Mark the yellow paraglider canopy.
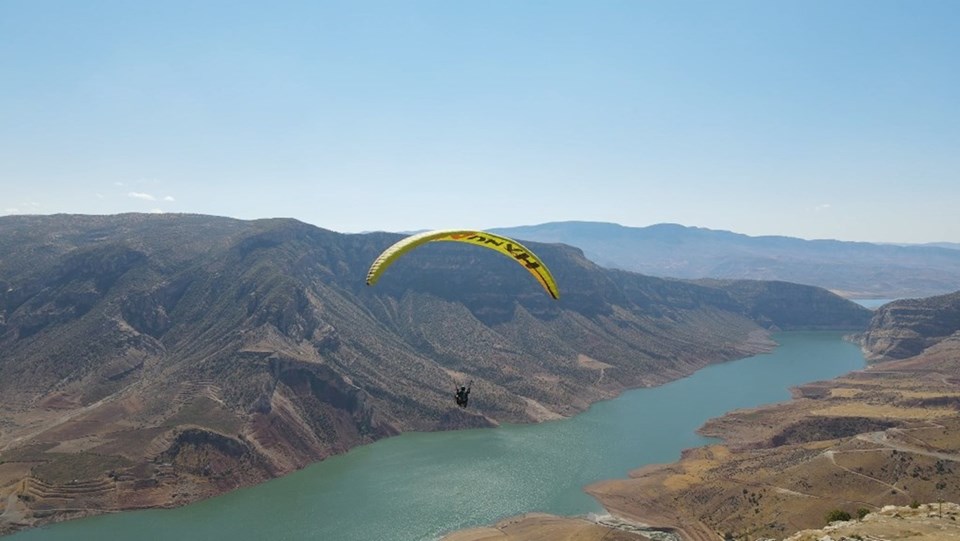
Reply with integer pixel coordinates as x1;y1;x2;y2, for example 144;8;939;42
365;230;560;299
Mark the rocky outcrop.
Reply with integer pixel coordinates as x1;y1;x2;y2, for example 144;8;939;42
784;502;960;541
858;291;960;360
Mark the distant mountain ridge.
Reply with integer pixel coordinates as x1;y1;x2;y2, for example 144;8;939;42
491;221;960;299
918;242;960;251
0;214;869;534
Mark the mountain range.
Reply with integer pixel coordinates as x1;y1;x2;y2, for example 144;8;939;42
0;213;870;534
492;221;960;299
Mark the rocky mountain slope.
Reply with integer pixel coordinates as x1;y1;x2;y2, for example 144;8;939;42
858;290;960;361
493;221;960;298
704;279;873;331
0;214;870;534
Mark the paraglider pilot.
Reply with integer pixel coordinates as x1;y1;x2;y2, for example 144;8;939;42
455;384;471;408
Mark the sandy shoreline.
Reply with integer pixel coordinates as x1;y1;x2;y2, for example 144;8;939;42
440;512;658;541
581;445;736;541
586;481;717;541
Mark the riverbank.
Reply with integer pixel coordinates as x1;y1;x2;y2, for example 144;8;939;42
440;513;653;541
586;448;734;541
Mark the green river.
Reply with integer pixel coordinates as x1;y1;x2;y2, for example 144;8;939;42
9;331;866;541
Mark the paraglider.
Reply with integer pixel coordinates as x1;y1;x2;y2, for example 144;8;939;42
365;229;560;299
366;230;559;409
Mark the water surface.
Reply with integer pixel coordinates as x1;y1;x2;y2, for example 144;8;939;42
851;298;898;310
10;332;865;541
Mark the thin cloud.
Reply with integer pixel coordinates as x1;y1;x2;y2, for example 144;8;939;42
814;203;832;212
149;208;165;214
6;202;40;214
127;192;175;203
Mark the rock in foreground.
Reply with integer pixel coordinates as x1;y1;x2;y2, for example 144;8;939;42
785;502;960;541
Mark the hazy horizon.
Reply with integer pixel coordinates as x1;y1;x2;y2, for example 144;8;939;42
3;1;958;243
6;212;960;247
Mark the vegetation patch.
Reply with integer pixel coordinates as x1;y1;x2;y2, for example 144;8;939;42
828;388;864;398
91;426;170;459
0;443;58;463
166;396;242;435
32;452;132;484
769;416;896;446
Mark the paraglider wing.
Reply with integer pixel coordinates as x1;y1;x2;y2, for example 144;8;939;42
365;230;560;299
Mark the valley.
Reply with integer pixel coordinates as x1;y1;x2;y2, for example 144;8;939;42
0;214;869;536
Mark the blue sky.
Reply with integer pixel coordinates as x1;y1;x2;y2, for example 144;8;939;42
2;1;958;242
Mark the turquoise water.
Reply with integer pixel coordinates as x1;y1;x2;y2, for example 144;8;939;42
852;298;898;310
9;332;866;541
